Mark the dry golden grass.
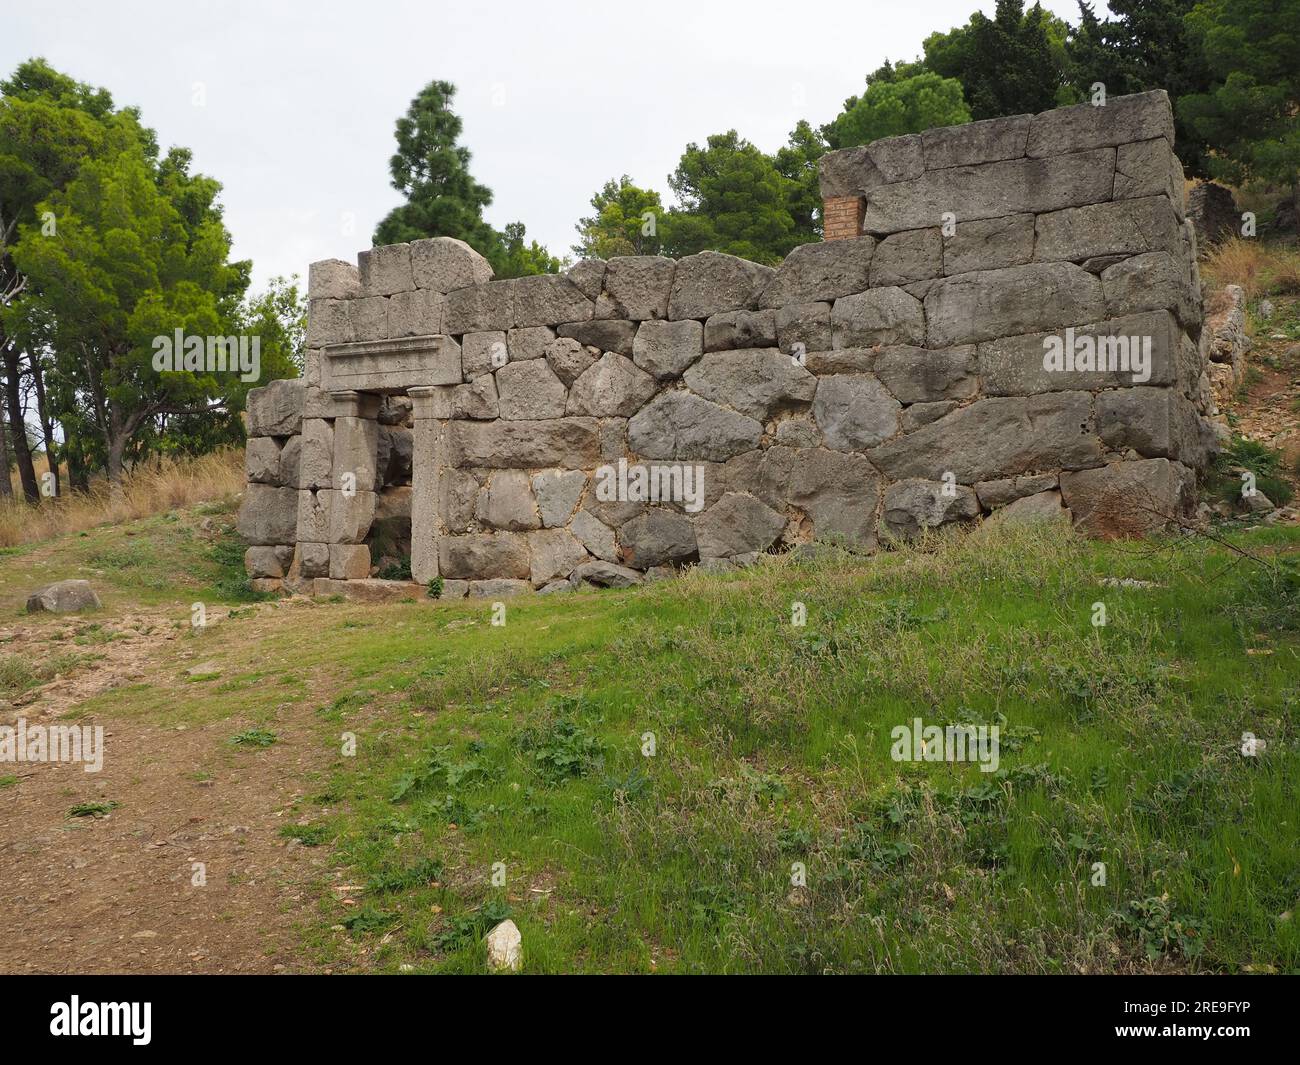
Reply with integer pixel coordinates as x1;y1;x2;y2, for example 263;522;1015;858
0;449;244;548
1202;237;1269;300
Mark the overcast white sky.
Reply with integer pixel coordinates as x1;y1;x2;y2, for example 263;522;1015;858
3;0;1100;291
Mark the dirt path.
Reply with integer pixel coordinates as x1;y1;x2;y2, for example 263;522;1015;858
0;605;333;974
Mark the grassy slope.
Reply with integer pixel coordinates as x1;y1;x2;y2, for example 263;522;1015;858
11;504;1296;975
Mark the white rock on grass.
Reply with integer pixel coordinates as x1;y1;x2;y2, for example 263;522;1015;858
486;919;523;972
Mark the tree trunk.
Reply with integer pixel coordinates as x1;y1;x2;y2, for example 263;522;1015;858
0;399;11;498
30;356;59;497
0;336;38;502
66;432;90;493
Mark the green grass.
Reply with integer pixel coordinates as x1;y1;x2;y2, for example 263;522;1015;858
273;523;1300;975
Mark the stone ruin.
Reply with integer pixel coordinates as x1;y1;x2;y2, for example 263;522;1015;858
239;90;1218;598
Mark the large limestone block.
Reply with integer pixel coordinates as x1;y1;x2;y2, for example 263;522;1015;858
510;274;594;327
977;310;1180;395
868;391;1103;484
873;345;977;404
475;469;541;531
387;288;445;337
349;296;389;343
830;287;926;348
565;259;606;300
632;319;703;381
531;469;587;527
978;489;1071;530
331;490;377;545
667;251;773;319
705;309;777;352
695;492;786;558
321;336;461;393
1113;138;1186;216
1060;457;1193;538
246;379;304;437
437;468;482;533
308;258;360;299
759;239;874;308
880;478;980;540
812;374;901;451
332;416;380;493
306;298;354;348
1100;252;1197;326
507;325;556;362
924;262;1104;347
1025;90;1174;159
862;147;1116;235
439;533;531;580
569;509;619;562
496;359;568;420
410;236;493;292
619;510;698;568
775;303;831;355
238;483;299;545
1034;196;1182;264
557;319;636;356
449;418;602;469
429;375;499;420
544;336;600;387
920;114;1030;169
684;348;816;420
627;392;762;462
527;528;589;585
244;546;289;579
298;418;334;489
870;228;943;287
1095;386;1206;465
594;256;675;320
444;281;514;334
975;473;1060;510
358;243;414;296
726;445;881;545
245;436;282;485
567;352;657;417
818;136;923;197
942;214;1035;276
462;331;508;379
26;579;101;614
329;544;371;580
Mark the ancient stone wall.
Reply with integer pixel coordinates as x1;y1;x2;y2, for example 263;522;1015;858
239;90;1217;596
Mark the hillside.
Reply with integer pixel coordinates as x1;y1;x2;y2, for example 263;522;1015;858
1;496;1297;974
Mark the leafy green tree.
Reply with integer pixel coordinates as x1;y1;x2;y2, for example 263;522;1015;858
1179;0;1300;207
493;221;563;277
572;176;665;258
774;121;827;243
662;132;798;265
823;71;971;150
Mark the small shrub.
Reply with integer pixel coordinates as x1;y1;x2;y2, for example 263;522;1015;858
231;728;277;748
427;576;444;599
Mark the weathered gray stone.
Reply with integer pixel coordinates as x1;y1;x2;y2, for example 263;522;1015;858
628;391;762;461
975;473;1060;510
1025;90;1174;158
296;542;330;579
245;436;282;485
1035;196;1182;263
684;348;817;420
438;469;481;533
330;543;371;580
696;492;786;557
1187;182;1239;247
868;391;1103;483
569;560;644;588
410;237;494;292
813;374;901;451
557;319;636;356
476;469;541;531
322;336;461;393
727;446;881;545
942;214;1035;276
439;533;531;579
444;281;514;334
349;296;389;343
570;509;620;562
870;228;943;286
979;489;1070;528
775;303;831;355
278;435;302;488
901;400;959;431
760;239;874;307
977;310;1180;395
527;527;589;585
333;416;380;492
531;469;587;527
921;114;1030;169
873;345;977;404
461;331;508;379
359;243;414;296
1096;386;1205;464
449;419;601;469
774;417;823;447
924;262;1104;347
538;579;575;595
244;546;287;579
26;579;101;613
631;319;703;381
306;298;354;348
510;274;594;327
667;250;773;319
388;288;445;337
1114;138;1185;216
705;309;778;352
309;258;361;299
1060;457;1193;537
246;379;304;437
544;336;600;386
496;359;568;420
881;479;980;540
433;375;499;420
818;136;924;197
1100;251;1196;325
565;259;606;300
863;148;1116;235
239;484;299;545
567;352;657;417
469;578;531;599
297;418;333;489
805;348;875;375
594;256;675;320
507;325;556;361
831;287;925;349
620;510;699;568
